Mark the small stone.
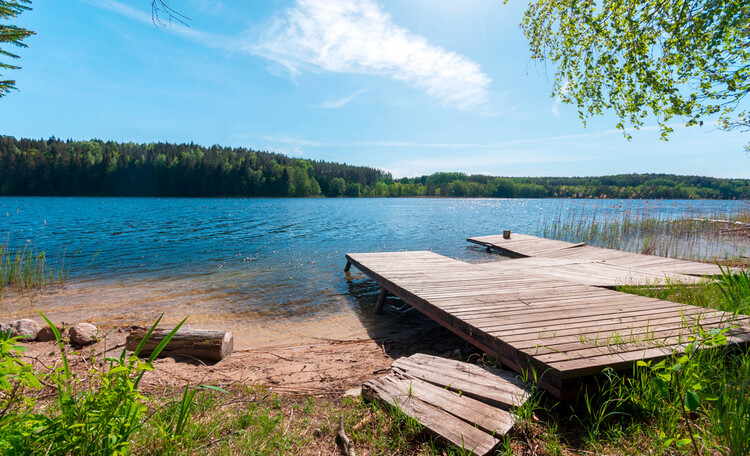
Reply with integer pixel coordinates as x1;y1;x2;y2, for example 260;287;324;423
344;387;362;398
36;326;62;342
69;323;99;346
5;319;42;341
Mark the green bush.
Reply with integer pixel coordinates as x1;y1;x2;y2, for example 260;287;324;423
0;313;197;455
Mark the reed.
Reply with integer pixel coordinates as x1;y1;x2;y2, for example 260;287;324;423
538;201;750;262
0;240;68;293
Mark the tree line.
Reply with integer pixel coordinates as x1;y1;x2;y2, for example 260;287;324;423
1;136;748;199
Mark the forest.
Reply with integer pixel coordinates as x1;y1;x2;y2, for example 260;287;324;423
1;136;748;199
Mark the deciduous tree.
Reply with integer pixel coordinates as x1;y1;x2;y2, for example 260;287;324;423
522;0;749;138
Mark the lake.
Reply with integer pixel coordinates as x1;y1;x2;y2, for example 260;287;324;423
1;197;746;347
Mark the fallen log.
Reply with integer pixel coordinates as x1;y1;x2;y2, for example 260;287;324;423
126;328;234;362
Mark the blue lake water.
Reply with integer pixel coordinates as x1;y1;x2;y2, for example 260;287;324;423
0;197;746;338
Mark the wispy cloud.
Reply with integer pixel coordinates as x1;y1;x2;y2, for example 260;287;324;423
85;0;491;111
83;0;234;49
254;0;491;110
551;80;570;117
321;88;368;109
260;126;651;150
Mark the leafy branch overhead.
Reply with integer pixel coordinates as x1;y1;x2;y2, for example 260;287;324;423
522;0;750;138
0;0;34;97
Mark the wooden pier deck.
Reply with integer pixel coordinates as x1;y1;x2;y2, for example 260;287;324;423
346;235;750;398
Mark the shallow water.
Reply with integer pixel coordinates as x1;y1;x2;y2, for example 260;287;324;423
1;197;745;347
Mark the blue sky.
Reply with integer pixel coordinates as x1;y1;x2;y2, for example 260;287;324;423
1;0;748;178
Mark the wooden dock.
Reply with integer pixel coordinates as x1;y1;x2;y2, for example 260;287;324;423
346;234;750;398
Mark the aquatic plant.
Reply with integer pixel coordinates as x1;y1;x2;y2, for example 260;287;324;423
538;201;750;262
0;239;68;293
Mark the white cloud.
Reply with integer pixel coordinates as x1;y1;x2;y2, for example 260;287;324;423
254;0;491;110
321;88;368;109
84;0;491;111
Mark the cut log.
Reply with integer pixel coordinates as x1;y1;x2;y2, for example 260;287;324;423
126;328;233;362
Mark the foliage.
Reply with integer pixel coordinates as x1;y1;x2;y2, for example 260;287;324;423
522;0;750;138
636;325;731;453
0;312;202;455
0;328;42;455
0;0;35;97
2;136;750;199
716;265;750;315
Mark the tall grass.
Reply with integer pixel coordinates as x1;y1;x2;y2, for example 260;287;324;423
0;240;68;293
538;201;750;261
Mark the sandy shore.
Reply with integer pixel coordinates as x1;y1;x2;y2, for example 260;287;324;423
4;279;473;395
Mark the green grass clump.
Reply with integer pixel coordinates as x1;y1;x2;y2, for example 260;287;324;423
0;313;191;455
0;241;68;293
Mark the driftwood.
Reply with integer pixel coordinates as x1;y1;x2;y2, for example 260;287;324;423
126;328;233;362
336;416;357;456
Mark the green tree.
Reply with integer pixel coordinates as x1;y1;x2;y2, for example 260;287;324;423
328;177;346;197
1;0;34;97
522;0;749;138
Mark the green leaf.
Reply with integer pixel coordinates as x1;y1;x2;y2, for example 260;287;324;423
676;438;692;448
657;372;672;382
685;390;700;411
198;384;228;393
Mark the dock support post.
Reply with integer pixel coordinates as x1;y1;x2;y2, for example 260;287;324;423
374;288;388;314
344;261;352;272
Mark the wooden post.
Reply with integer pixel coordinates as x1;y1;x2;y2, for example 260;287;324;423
345;261;352;272
502;230;511;239
374;288;389;314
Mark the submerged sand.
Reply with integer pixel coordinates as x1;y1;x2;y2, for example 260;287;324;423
0;277;417;350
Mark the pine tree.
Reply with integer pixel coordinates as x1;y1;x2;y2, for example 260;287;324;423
1;0;34;97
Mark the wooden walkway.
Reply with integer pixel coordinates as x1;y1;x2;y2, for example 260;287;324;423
346;235;750;398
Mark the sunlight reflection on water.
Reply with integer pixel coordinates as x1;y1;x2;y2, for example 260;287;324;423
1;197;746;335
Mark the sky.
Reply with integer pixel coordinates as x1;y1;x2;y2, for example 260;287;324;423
1;0;748;178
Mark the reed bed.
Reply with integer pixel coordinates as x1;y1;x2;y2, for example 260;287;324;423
538;201;750;262
0;240;67;293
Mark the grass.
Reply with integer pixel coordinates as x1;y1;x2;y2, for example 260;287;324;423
129;387;459;456
0;239;68;293
538;201;750;262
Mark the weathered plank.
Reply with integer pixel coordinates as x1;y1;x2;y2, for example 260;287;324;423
363;373;510;456
392;353;529;409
